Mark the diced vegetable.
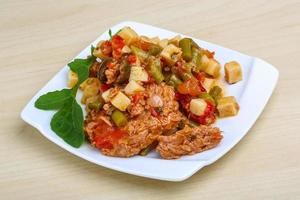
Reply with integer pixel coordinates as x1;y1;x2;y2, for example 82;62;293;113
181;72;194;81
111;110;127;127
121;45;131;54
168;74;182;88
200;49;215;58
88;102;103;111
68;71;78;88
140;36;162;56
85;95;104;112
139;141;158;156
188;120;199;128
191;47;202;72
111;91;131;111
117;27;138;45
178;78;203;96
200;54;210;70
129;66;149;82
179;38;192;62
168;35;181;46
160;44;182;65
224;61;243;84
209;86;222;101
213;81;226;97
140;36;155;44
131;46;149;60
199;92;215;105
217;96;239;117
124;80;145;95
158;39;168;48
202;77;215;92
80;77;101;91
101;88;112;102
147;58;164;83
148;45;162;56
190;98;207;116
93;41;112;59
150;36;160;44
148;95;163;108
81;85;99;104
204;59;221;77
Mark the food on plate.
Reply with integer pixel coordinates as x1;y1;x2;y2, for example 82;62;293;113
224;61;243;84
35;26;242;159
156;125;222;159
217;96;240;117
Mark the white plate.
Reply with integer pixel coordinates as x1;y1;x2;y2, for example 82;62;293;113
21;21;279;181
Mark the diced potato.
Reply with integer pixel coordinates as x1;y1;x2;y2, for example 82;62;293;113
83;85;99;98
117;27;138;45
217;96;239;117
129;66;149;82
93;41;106;59
160;44;182;64
102;88;112;102
190;98;207;116
121;45;131;54
150;36;160;45
158;39;169;49
140;36;156;45
213;80;226;97
168;35;181;46
225;61;243;84
204;59;221;77
68;71;78;88
79;78;100;90
202;78;215;92
111;91;131;111
200;54;210;69
124;80;145;95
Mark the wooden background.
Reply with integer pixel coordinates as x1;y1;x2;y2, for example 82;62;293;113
1;0;299;199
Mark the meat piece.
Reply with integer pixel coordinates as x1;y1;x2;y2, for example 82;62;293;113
102;112;162;157
145;83;182;130
127;101;145;117
156;125;222;159
85;83;183;157
105;63;119;84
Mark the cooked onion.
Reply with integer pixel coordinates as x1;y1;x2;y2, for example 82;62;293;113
147;95;163;107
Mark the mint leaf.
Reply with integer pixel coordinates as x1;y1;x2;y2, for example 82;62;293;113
35;46;96;148
50;99;84;148
34;89;72;110
68;47;96;88
68;57;94;84
108;29;122;40
109;29;112;40
72;99;84;132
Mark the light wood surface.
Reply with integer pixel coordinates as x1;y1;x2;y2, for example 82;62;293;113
1;0;299;199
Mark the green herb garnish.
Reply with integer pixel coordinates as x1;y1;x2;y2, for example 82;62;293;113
34;46;96;148
108;29;113;40
108;28;122;40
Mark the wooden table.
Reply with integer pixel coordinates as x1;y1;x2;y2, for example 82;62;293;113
1;0;299;199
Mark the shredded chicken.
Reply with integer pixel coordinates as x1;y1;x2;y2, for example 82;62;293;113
105;63;119;84
102;112;162;157
85;83;183;157
156;125;222;159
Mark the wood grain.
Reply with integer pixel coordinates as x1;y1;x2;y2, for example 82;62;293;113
0;0;299;199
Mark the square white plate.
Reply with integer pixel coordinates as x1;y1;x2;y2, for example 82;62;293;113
21;21;278;181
